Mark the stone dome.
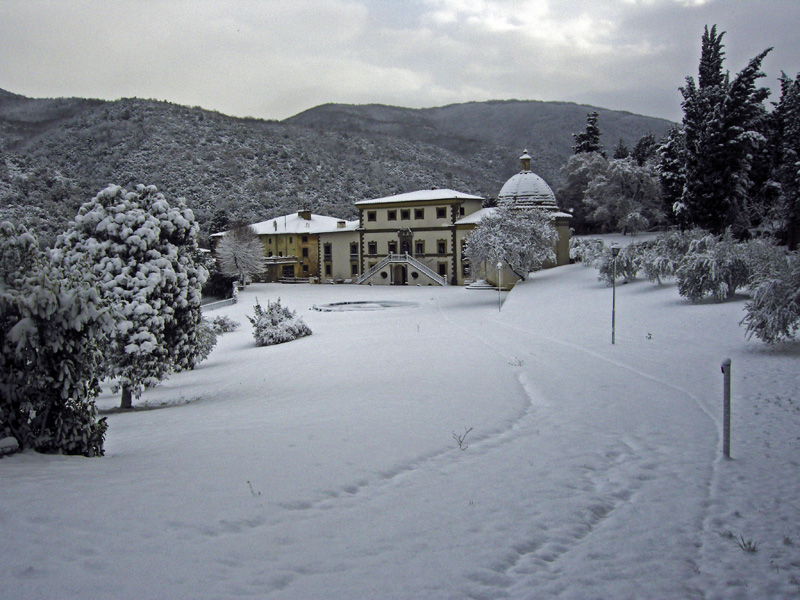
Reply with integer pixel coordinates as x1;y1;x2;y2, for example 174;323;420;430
498;150;558;209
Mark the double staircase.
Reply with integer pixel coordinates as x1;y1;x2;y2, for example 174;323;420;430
356;254;447;286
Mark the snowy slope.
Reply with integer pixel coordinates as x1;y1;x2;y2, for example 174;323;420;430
2;264;798;599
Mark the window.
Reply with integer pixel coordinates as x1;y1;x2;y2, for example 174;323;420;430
325;264;332;276
437;240;446;254
436;207;447;219
351;263;359;276
438;263;447;276
388;241;397;254
268;251;273;257
302;247;309;258
301;235;308;243
368;241;377;255
367;211;377;222
350;242;358;258
289;237;293;243
414;208;424;220
323;243;332;260
268;238;273;244
400;209;410;220
415;240;424;255
388;210;397;221
459;206;465;216
302;264;309;274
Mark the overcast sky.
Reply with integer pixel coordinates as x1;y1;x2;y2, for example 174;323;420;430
1;0;798;123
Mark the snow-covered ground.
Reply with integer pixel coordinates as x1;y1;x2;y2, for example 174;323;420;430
2;262;799;599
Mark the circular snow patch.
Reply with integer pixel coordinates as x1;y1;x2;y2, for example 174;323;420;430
312;300;418;312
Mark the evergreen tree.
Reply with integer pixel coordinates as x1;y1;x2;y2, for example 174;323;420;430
657;126;687;227
54;185;208;408
632;132;658;167
0;222;109;456
613;139;630;159
558;152;609;233
772;72;800;249
572;111;605;156
680;25;772;234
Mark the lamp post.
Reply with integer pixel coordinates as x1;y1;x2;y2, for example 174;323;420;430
611;245;620;344
497;261;503;311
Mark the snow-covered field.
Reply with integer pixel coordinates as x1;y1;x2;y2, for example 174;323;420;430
2;261;799;599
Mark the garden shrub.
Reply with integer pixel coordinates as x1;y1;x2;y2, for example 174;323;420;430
596;243;642;284
248;298;311;347
676;231;749;302
208;314;240;334
569;237;605;265
741;251;800;343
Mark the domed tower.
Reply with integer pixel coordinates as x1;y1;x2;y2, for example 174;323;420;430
498;150;558;209
498;149;571;266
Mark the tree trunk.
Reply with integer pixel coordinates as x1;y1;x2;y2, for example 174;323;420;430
120;385;133;409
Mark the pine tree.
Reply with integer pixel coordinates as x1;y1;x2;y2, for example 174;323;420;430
613;139;630;159
680;25;772;234
632;132;658;167
657;126;687;227
772;72;800;249
54;185;208;408
572;111;605;156
0;222;109;455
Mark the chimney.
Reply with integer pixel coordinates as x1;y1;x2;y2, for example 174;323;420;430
298;210;311;220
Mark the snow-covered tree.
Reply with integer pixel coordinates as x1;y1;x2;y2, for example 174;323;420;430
215;222;265;285
572;111;604;156
558;151;608;233
771;72;800;249
465;205;558;281
632;132;658;167
680;25;772;234
676;230;749;302
54;185;208;408
0;222;109;456
583;157;663;233
657;126;687;228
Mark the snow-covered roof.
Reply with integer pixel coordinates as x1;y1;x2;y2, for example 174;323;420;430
355;188;484;206
455;207;496;225
211;213;358;237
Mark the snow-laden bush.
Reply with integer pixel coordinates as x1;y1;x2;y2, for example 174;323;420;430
0;222;108;456
569;237;605;265
596;243;642;284
639;229;706;284
190;319;218;368
676;231;749;302
741;252;800;342
248;299;311;347
208;314;240;334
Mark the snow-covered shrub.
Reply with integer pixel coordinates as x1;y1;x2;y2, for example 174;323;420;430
639;229;706;284
248;298;311;347
569;237;605;265
741;252;800;342
676;231;749;302
208;314;240;334
53;185;208;408
188;319;218;368
596;244;642;284
0;222;109;456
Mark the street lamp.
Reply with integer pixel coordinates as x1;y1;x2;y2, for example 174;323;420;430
497;261;503;311
611;245;620;344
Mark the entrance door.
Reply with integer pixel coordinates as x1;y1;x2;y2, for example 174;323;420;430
393;265;407;285
400;240;411;255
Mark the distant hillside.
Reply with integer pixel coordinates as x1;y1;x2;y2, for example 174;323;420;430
286;100;675;185
0;90;674;244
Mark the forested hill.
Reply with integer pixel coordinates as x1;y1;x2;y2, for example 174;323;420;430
0;89;673;244
286;100;675;186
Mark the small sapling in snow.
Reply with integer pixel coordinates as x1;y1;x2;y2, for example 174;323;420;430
453;427;473;451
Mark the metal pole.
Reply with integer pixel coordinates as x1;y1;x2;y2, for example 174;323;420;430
497;262;502;311
611;246;619;345
722;358;731;458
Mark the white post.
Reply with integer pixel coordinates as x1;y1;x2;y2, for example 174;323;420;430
722;358;732;458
